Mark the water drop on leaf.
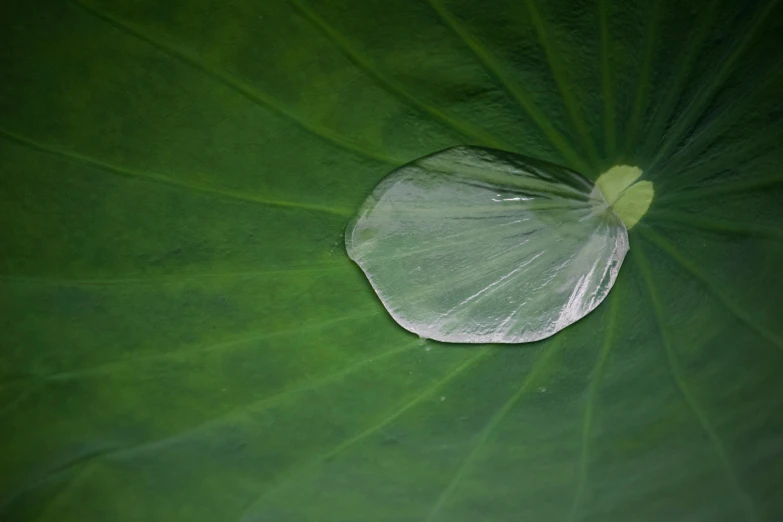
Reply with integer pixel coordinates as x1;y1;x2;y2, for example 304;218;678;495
346;146;632;344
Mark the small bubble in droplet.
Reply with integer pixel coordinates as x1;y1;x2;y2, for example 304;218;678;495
538;387;547;393
440;396;446;401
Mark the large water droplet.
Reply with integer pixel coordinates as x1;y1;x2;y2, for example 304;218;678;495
346;146;630;344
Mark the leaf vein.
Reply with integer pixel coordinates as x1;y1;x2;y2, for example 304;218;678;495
425;340;562;522
524;0;600;166
237;347;493;522
3;340;420;513
0;264;347;287
624;2;660;154
0;128;352;218
645;211;783;242
656;176;783;204
40;310;383;382
70;0;402;165
635;246;757;521
423;0;588;172
106;339;419;463
641;2;717;160
637;227;783;353
598;0;616;158
648;0;780;171
655;60;783;181
568;287;620;521
290;0;508;150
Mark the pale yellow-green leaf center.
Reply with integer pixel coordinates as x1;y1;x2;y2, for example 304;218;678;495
593;165;654;229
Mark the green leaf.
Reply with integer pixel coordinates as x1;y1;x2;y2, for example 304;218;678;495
2;0;782;521
346;146;629;343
